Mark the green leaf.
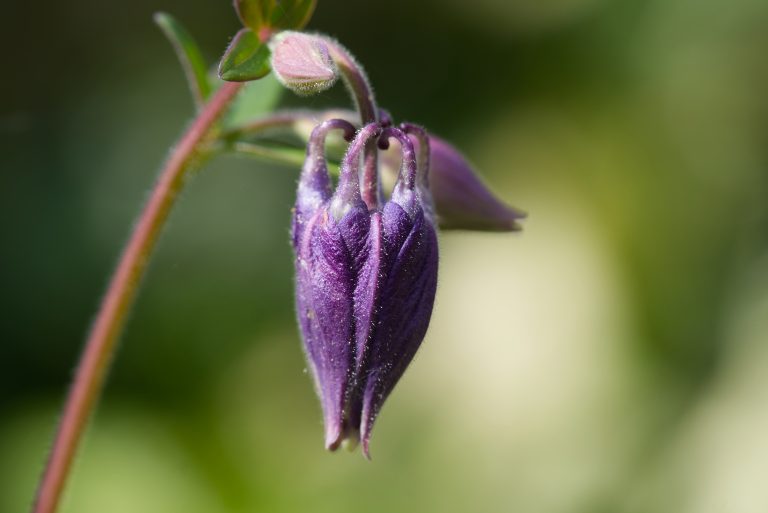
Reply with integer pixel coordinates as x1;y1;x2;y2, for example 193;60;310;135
232;0;316;34
224;73;284;127
270;0;316;31
218;28;272;82
154;12;212;108
233;0;272;32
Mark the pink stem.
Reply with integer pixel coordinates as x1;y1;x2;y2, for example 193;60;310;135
322;39;380;209
32;80;244;513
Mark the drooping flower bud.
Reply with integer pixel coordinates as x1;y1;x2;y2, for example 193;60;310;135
380;132;526;231
428;136;526;231
292;121;439;457
270;31;338;95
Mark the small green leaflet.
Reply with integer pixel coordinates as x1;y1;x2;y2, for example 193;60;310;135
233;0;316;33
154;12;212;109
218;28;272;82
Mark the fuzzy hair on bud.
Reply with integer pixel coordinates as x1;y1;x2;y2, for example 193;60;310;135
270;31;338;95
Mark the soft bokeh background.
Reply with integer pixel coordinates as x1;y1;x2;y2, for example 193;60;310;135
2;0;768;512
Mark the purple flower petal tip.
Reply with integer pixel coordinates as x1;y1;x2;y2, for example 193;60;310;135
429;136;526;232
324;421;343;451
361;438;373;461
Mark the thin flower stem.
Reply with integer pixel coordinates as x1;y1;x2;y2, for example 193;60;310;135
321;38;380;209
32;80;243;513
222;110;312;140
230;141;308;167
227;142;342;175
221;109;357;140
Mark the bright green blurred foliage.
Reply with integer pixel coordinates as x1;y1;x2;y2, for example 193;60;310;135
1;0;768;512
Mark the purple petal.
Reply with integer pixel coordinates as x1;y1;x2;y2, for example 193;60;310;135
359;203;439;457
429;136;526;231
294;207;357;449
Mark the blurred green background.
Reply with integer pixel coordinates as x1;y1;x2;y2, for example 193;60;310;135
2;0;768;512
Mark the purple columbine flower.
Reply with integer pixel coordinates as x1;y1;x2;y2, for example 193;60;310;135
292;119;439;457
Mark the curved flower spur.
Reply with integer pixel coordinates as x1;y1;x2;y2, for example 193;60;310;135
292;119;439;457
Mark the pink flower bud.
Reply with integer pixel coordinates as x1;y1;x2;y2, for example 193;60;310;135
270;31;338;95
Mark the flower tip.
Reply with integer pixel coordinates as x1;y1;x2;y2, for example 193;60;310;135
359;402;377;461
440;199;526;232
324;435;341;453
362;443;372;461
360;434;373;460
429;136;527;232
341;434;360;452
325;422;364;453
497;204;528;232
324;420;344;451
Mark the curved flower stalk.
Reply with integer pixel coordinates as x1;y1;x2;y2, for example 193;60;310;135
293;121;438;456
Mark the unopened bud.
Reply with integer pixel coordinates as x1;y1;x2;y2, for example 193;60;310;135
270;31;338;95
383;135;525;231
293;122;439;458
